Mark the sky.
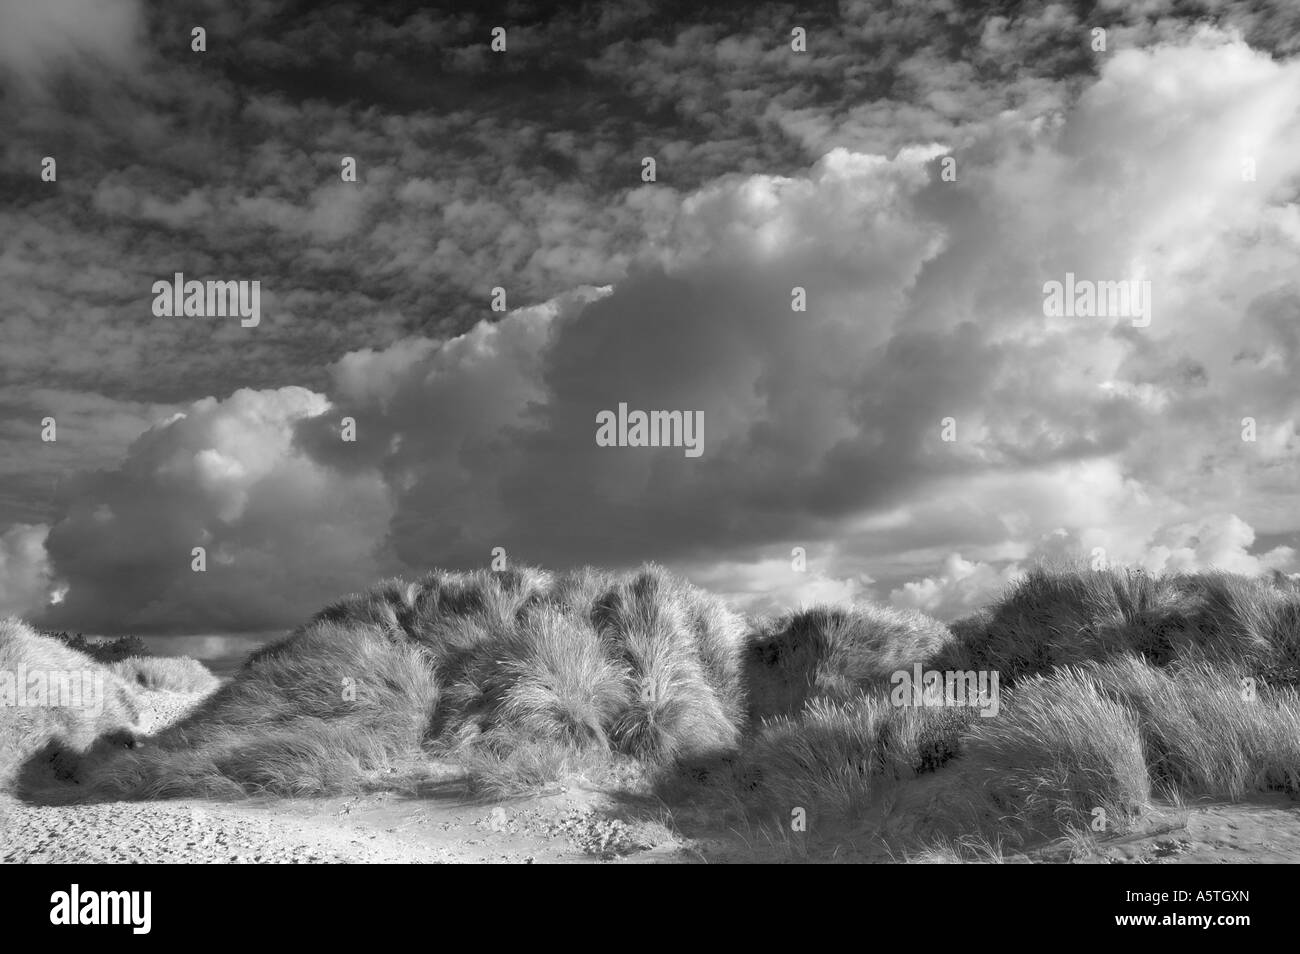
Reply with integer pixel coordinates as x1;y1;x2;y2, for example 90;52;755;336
2;0;1299;659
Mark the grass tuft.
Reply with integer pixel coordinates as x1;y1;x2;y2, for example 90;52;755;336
110;656;219;694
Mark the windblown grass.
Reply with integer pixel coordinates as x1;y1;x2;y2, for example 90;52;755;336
955;655;1300;846
706;568;1300;850
742;694;973;824
937;565;1300;686
80;619;440;798
76;564;748;798
430;567;748;791
963;665;1153;843
111;655;219;694
1093;655;1300;798
744;604;953;720
18;560;1300;863
0;618;142;790
592;568;743;760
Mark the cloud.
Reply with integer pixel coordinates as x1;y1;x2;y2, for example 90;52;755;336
0;0;145;92
684;555;873;618
302;33;1300;587
37;387;394;634
307;144;952;572
890;553;1024;621
1142;513;1296;576
888;512;1299;622
7;22;1300;636
0;523;54;617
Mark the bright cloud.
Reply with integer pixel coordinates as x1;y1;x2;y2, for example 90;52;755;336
0;523;54;617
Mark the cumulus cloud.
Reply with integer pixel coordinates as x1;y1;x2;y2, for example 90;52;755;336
686;555;873;617
36;388;394;634
292;33;1300;589
889;512;1300;622
0;523;54;617
890;554;1024;621
307;145;957;573
1142;513;1296;577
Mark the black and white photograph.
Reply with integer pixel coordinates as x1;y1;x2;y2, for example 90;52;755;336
0;0;1296;901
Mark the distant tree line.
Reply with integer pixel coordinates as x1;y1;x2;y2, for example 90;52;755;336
39;631;151;664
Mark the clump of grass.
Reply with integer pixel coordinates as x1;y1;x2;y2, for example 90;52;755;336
937;566;1180;684
452;734;643;798
741;693;976;825
437;605;627;749
593;567;744;762
937;564;1300;687
79;619;440;799
963;665;1153;844
76;565;748;799
951;654;1300;847
110;656;219;694
744;603;953;720
899;833;1008;864
495;608;628;746
0;618;143;791
1093;655;1300;798
427;566;746;790
744;695;895;823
